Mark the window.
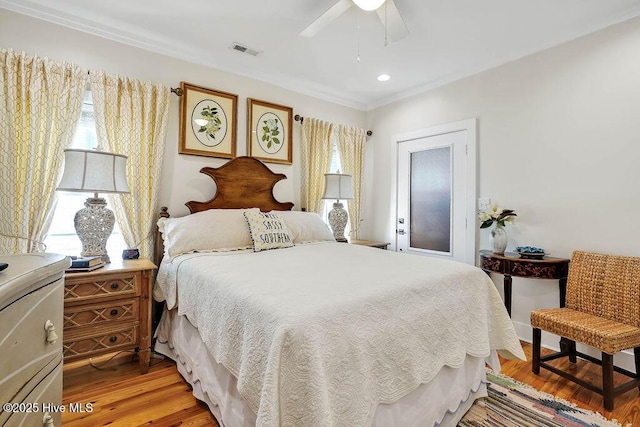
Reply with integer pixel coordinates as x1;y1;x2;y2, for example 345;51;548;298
44;89;126;256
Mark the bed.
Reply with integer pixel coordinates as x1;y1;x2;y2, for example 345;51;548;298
152;156;525;427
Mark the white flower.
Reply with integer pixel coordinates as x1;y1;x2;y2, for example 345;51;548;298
479;212;492;222
488;203;501;219
478;203;517;229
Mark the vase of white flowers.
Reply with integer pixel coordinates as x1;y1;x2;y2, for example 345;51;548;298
478;204;517;254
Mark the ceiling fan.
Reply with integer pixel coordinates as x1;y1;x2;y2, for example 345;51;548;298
301;0;409;43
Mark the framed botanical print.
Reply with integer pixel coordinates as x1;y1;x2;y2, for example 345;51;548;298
179;82;237;158
247;98;293;165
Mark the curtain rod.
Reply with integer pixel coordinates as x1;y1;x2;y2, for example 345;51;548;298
294;114;372;137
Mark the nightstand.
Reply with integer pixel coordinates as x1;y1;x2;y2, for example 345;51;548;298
349;239;390;249
62;258;156;374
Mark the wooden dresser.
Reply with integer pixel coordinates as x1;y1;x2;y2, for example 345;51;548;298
62;258;156;374
0;253;70;427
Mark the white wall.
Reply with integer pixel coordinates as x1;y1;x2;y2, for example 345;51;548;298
0;9;366;218
365;16;640;366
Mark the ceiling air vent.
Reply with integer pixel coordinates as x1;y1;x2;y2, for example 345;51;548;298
230;42;262;57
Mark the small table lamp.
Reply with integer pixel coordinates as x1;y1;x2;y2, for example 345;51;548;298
322;173;353;242
57;149;129;263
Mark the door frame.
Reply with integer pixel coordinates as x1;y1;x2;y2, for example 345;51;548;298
393;118;477;264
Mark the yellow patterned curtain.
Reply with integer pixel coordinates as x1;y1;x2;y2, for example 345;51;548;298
89;70;169;261
300;118;333;213
0;49;86;253
335;124;366;239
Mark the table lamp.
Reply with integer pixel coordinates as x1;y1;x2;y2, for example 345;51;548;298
57;148;129;263
322;173;353;242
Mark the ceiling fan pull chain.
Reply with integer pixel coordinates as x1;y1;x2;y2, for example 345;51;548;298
384;2;388;47
357;10;361;62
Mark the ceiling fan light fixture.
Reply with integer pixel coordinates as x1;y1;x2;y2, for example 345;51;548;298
353;0;386;12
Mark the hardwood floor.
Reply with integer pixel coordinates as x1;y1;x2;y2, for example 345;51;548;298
500;342;640;426
62;343;640;426
62;352;218;426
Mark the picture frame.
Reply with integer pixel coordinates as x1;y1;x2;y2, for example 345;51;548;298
179;82;237;159
247;98;293;165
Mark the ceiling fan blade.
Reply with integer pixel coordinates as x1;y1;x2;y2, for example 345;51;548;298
376;0;409;42
301;0;354;38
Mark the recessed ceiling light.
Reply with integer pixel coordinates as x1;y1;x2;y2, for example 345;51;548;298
377;74;391;82
353;0;386;11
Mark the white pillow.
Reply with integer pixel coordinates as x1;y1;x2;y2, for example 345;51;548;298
158;209;253;257
273;210;335;243
243;208;294;252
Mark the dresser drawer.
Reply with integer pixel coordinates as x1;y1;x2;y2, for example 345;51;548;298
64;298;139;329
63;323;139;361
1;357;62;427
0;279;63;403
509;260;568;279
480;255;504;273
64;272;139;303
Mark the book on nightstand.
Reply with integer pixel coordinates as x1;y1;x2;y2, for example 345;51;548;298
66;256;105;272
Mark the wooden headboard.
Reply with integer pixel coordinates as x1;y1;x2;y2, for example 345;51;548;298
185;156;294;213
154;156;294;264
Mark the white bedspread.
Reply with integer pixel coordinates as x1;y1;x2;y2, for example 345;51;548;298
154;242;525;427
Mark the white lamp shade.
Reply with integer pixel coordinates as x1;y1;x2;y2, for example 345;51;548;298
352;0;386;11
57;149;130;194
322;173;354;200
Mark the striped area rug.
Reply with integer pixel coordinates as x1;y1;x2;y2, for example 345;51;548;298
458;371;622;427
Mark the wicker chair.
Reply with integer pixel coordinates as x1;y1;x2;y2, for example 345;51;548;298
531;250;640;411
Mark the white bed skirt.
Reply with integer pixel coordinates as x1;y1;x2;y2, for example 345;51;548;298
154;309;489;427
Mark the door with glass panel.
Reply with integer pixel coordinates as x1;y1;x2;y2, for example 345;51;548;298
395;119;476;264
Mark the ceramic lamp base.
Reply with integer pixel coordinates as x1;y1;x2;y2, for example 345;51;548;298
328;202;348;243
74;196;115;263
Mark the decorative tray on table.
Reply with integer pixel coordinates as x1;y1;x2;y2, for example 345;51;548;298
515;246;546;259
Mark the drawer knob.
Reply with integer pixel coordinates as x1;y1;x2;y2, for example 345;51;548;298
110;282;119;290
110;309;118;316
44;320;58;344
109;336;117;343
43;412;55;426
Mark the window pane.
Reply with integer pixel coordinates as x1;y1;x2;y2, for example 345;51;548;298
409;147;452;253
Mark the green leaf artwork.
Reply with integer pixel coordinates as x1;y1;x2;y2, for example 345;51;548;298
198;105;222;140
261;118;281;149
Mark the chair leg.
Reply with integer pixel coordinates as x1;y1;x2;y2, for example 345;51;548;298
568;339;577;363
635;347;640;391
532;328;541;374
602;352;614;411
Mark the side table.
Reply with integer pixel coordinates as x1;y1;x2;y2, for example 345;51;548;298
349;240;390;249
63;258;157;374
479;250;570;317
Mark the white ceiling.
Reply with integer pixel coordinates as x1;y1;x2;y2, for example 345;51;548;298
2;0;640;110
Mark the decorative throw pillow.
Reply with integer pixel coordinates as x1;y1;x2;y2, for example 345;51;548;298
243;208;294;252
